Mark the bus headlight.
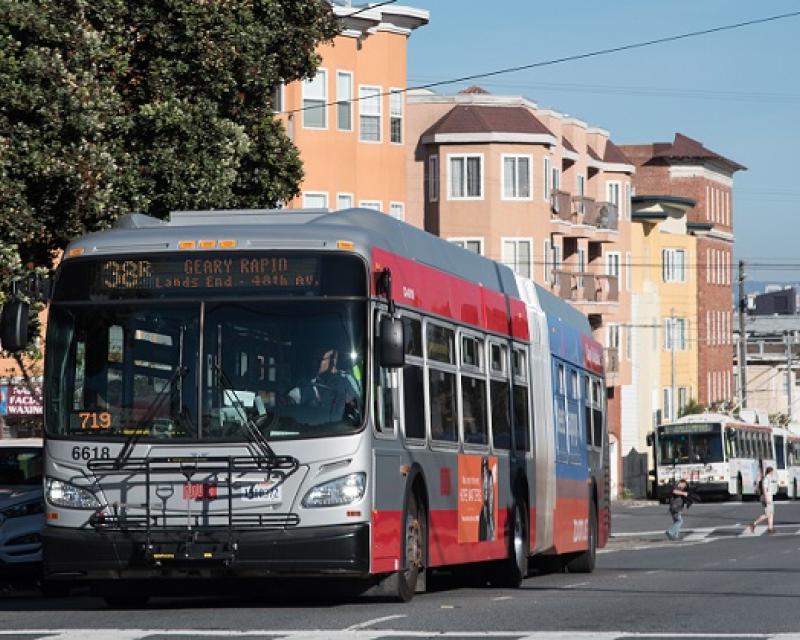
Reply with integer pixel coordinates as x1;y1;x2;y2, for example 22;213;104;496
46;478;101;510
301;472;366;508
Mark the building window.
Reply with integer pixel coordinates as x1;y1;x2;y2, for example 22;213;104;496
606;181;620;208
678;387;688;414
607;324;620;351
664;317;687;351
389;88;403;144
606;252;621;278
336;193;353;210
543;156;551;201
502;155;532;200
359;85;382;142
544;239;552;282
303;192;328;209
449;238;483;255
336;71;353;131
663;387;673;421
552;166;561;192
359;200;381;211
623;182;631;220
302;69;327;129
428;155;439;202
270;84;283;112
625;251;632;291
389;202;405;221
502;238;532;278
448;154;483;199
662;248;686;283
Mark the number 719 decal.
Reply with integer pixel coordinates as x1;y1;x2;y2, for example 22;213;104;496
77;412;113;431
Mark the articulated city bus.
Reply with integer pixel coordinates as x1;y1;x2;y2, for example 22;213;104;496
0;208;609;605
652;413;775;501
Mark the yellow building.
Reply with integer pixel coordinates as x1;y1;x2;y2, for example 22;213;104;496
625;195;699;463
279;2;428;216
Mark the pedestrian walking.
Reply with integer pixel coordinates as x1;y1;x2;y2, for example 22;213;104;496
750;466;776;535
665;478;690;540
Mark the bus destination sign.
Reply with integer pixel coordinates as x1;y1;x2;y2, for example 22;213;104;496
658;423;720;435
98;256;320;292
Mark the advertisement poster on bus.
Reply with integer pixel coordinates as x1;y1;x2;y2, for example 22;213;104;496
457;454;498;543
0;386;7;415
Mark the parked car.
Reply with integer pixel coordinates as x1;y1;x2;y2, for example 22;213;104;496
0;438;44;576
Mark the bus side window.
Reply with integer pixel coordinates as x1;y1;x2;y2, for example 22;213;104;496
555;363;567;454
373;316;396;435
401;316;425;441
583;375;592;446
489;341;510;450
461;334;488;446
512;346;531;452
426;322;457;443
592;379;603;447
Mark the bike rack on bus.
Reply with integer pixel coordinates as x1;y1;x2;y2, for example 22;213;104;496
86;454;300;565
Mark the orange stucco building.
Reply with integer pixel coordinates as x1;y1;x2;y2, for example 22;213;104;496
280;2;429;217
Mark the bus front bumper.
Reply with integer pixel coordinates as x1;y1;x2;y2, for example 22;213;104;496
42;523;371;581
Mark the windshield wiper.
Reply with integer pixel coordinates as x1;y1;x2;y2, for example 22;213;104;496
212;363;276;463
112;365;188;470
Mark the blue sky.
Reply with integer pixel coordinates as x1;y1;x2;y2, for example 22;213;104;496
405;1;800;282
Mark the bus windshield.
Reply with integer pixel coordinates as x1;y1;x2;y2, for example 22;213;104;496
46;300;366;441
657;424;724;465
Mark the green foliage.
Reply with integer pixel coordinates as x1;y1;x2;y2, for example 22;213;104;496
678;398;706;418
770;412;791;427
0;0;339;268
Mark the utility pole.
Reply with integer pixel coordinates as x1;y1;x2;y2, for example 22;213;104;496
738;260;748;409
786;331;794;420
670;308;676;421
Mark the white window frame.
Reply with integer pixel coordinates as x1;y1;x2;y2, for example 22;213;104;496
501;237;533;278
448;237;484;255
389;87;403;144
270;83;284;113
303;191;329;209
336;70;353;132
389;201;405;221
428;155;439;203
607;323;621;350
358;84;382;143
606;251;621;278
606;181;621;207
543;156;551;201
663;387;673;421
662;248;686;283
358;200;382;211
625;251;632;291
501;154;533;201
302;68;328;130
552;166;561;192
447;153;484;200
336;192;353;210
544;239;552;282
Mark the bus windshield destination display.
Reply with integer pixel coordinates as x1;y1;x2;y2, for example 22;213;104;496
659;423;720;435
100;256;319;292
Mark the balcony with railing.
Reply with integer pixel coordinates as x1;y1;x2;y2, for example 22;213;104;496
550;270;619;304
551;193;619;232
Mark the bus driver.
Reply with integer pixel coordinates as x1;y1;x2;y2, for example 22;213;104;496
288;348;361;423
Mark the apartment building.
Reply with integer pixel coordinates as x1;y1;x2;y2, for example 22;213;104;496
279;1;429;216
406;88;634;496
620;134;745;408
626;195;699;468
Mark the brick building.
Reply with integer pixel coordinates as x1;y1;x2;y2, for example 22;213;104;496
620;134;745;408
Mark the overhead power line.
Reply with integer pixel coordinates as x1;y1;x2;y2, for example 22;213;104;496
278;9;800;116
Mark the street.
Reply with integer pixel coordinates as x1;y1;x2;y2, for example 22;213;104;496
2;500;800;638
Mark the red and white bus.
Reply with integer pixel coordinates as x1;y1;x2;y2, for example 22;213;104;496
1;208;610;605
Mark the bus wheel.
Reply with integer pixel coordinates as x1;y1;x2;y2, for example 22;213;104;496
567;502;597;574
489;500;528;588
376;492;425;602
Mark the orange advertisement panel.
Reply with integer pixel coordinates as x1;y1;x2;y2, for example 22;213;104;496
457;454;498;543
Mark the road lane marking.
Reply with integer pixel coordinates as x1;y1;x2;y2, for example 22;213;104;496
493;596;514;600
563;582;590;588
345;614;407;630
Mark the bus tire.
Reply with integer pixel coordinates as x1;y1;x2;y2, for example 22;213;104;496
374;491;425;602
566;502;597;574
488;500;528;588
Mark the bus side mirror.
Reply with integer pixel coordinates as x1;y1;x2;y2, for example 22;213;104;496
646;432;654;447
379;316;405;369
0;299;30;353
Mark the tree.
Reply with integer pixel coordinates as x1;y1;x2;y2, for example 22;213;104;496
678;398;706;418
0;0;339;281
